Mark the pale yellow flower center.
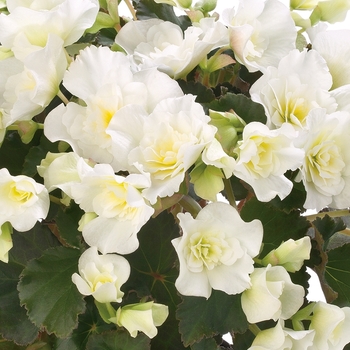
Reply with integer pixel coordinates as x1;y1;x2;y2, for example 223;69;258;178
8;182;34;204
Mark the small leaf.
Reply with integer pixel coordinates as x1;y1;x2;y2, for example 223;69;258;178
86;329;150;350
18;247;86;338
325;244;350;307
177;291;248;347
206;93;267;125
54;297;115;350
133;0;191;31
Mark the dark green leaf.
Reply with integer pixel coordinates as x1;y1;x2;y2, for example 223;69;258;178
0;131;40;176
0;224;60;345
124;211;185;349
22;135;59;177
313;214;346;250
191;337;220;350
54;297;115;350
133;0;191;31
240;198;311;258
177;291;248;347
0;262;38;346
54;203;84;248
0;340;26;350
325;244;350;307
18;247;85;338
86;329;150;350
206;93;267;125
177;80;216;104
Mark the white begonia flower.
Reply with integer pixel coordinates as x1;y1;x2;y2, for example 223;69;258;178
250;49;337;130
44;45;183;172
222;0;296;73
309;301;350;350
0;168;50;232
71;246;130;303
298;108;350;211
1;34;67;124
0;0;99;60
331;84;350;113
312;30;350;90
69;163;154;254
128;94;217;204
262;237;311;273
111;302;169;339
115;17;228;79
232;122;304;202
0;222;13;263
37;152;93;196
248;320;315;350
172;202;263;299
241;265;305;323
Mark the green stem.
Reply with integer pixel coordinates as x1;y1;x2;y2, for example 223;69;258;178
49;195;63;206
37;123;44;129
57;90;69;105
305;209;350;222
179;195;202;218
123;0;137;20
248;323;261;336
223;178;237;209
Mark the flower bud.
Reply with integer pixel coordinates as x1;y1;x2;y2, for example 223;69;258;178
262;237;311;272
0;222;13;263
310;0;350;25
209;109;246;156
16;120;39;144
290;0;319;10
194;0;217;12
111;302;169;339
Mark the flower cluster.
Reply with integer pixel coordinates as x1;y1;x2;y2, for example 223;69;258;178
1;0;350;348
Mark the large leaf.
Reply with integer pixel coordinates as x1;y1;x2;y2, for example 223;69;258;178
18;247;85;338
177;291;248;347
325;244;350;307
0;224;60;345
54;297;115;350
240;198;311;257
206;93;267;125
177;80;216;104
124;211;185;349
133;0;191;31
86;330;150;350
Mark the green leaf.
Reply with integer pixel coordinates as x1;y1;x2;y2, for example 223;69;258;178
124;211;185;349
86;329;150;350
177;291;248;347
54;297;115;350
18;247;86;338
22;134;59;177
54;203;84;248
313;214;346;250
206;93;267;125
0;262;39;346
177;80;216;104
0;224;60;345
325;244;350;307
133;0;191;31
0;339;26;350
0;131;40;176
240;198;311;258
191;337;220;350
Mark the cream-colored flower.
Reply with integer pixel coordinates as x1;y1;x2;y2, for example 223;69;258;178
129;94;216;204
262;237;311;272
249;320;315;350
172;202;263;298
309;301;350;350
111;302;169;339
222;0;296;72
250;49;336;129
298;108;350;210
70;163;154;254
241;265;305;323
233;122;304;202
72;246;130;303
0;168;49;232
115;18;228;79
